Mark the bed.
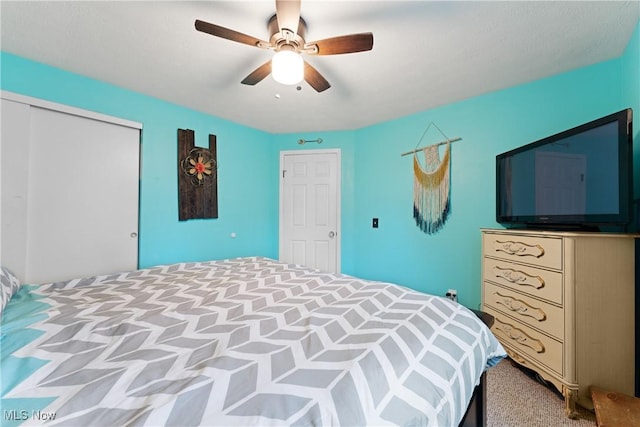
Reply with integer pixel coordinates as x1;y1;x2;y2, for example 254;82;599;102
1;257;505;426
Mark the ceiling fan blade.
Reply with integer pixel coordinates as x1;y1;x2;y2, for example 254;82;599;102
304;61;330;92
306;33;374;55
276;0;301;35
195;19;269;48
241;60;272;86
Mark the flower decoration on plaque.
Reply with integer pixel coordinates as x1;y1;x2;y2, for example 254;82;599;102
182;148;216;186
177;129;218;220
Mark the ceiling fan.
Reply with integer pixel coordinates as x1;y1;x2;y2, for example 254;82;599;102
195;0;373;92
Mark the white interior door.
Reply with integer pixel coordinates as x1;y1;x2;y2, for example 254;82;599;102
1;93;141;284
279;150;340;273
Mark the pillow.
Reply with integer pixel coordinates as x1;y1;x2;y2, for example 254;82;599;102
1;266;21;317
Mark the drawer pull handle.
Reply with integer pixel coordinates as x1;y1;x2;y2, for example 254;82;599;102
494;291;547;321
495;240;545;259
506;348;527;365
495;318;545;353
493;266;545;289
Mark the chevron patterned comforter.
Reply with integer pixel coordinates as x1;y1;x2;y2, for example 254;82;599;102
1;257;505;426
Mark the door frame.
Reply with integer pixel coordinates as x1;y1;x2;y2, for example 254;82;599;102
279;149;341;273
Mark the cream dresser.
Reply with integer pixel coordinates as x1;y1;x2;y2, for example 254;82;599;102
481;228;636;418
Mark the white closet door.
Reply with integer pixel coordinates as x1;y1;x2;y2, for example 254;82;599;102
1;99;31;276
24;107;139;283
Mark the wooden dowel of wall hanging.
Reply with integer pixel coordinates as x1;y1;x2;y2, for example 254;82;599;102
400;137;462;157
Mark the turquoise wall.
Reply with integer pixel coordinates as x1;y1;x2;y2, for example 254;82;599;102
0;53;279;268
624;23;640;128
1;20;638;309
623;23;640;196
274;41;636;309
348;58;628;309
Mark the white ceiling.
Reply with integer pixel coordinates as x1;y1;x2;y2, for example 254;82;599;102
1;1;639;134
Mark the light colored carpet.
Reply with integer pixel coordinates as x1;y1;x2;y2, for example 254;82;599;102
486;359;597;427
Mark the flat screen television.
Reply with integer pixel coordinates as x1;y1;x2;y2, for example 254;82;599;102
496;108;633;231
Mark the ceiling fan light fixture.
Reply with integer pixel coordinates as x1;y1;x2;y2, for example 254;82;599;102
272;50;304;85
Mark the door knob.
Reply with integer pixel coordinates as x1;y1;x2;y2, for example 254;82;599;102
328;231;336;238
130;232;138;238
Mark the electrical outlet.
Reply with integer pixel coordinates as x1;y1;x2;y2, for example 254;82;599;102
372;218;379;228
446;289;458;302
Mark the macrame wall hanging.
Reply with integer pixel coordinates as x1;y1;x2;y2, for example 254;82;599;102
401;123;462;234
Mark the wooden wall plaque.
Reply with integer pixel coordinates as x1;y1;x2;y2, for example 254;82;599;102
177;129;218;220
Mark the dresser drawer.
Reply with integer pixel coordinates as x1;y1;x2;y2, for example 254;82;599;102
483;233;562;270
485;307;563;375
483;257;563;305
483;282;564;340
